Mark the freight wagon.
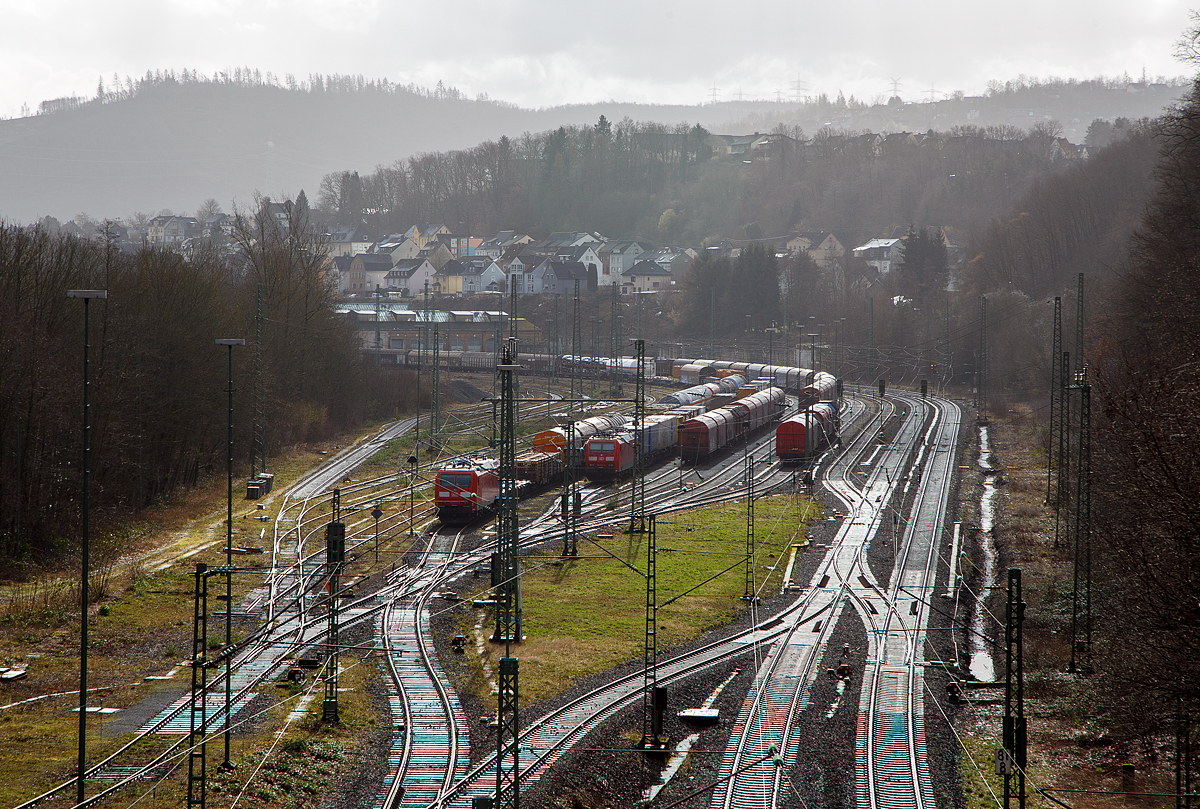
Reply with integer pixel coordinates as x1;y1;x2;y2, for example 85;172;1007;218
775;402;839;461
679;387;786;462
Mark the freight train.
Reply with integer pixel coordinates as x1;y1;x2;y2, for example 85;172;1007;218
399;350;839;402
679;387;787;462
434;451;564;522
434;351;842;517
582;410;695;480
655;375;747;408
774;402;840;462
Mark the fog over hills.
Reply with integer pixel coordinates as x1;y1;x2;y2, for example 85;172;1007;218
0;74;1187;224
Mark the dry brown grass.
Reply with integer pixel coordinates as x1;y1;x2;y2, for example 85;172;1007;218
0;425;392;806
967;409;1176;809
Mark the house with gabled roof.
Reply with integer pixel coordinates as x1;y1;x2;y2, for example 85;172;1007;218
433;260;466;296
373;234;421;262
553;244;603;284
852;238;904;275
648;246;696;275
478;231;532;260
417;241;453;271
384;258;438;297
265;200;293;230
403;224;451;249
1049;138;1087;162
499;248;544;295
719;133;762;157
535;261;590;296
327;225;373;258
147;215;200;246
621;259;675;294
435;233;482;258
883;132;919;154
348;253;394;293
599;240;653;286
328;254;354;294
202;214;234;241
535;231;604;251
786;231;845;269
458;257;506;294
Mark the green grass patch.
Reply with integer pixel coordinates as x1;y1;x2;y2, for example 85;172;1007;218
469;494;821;708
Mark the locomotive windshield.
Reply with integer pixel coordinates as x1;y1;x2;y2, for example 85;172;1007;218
591;442;615;453
439;473;473;488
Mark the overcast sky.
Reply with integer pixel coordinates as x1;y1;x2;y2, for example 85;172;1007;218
2;0;1195;118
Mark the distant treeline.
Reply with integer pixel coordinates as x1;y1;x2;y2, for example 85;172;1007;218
314;115;1104;249
0;199;398;568
32;67;502;118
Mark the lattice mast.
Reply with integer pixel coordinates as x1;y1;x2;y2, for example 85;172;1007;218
1003;568;1027;809
1069;366;1092;672
630;339;646;533
1046;297;1062;506
977;295;989;419
610;282;623;398
744;435;755;599
187;564;209;809
323;491;345;722
252;283;266;477
639;515;659;747
494;338;522;809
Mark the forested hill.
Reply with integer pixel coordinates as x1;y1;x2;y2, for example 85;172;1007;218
0;70;1187;224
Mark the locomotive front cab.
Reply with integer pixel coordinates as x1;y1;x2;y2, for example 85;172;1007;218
436;470;478;517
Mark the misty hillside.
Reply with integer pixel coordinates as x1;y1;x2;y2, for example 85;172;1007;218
0;72;1187;224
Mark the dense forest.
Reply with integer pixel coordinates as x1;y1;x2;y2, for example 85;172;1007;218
315;119;1101;248
0;198;399;571
1086;77;1200;745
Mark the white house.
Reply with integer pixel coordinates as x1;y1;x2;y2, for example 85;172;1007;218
621;259;675;294
384;258;438;297
373;235;422;262
459;258;506;294
852;238;904;275
600;240;653;287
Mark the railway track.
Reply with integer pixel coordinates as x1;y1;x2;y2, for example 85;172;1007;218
19;378;960;809
707;392;910;808
856;394;961;809
375;524;473;809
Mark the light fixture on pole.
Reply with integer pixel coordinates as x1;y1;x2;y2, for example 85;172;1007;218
67;289;107;806
215;338;245;771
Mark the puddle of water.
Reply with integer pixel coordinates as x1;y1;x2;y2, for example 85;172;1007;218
970;426;998;682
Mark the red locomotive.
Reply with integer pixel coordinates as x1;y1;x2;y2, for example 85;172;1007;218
434;458;500;521
583;435;638;479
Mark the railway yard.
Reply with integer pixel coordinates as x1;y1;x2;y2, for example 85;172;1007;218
0;359;1021;809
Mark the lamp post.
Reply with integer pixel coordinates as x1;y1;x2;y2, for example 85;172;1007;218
766;324;778;369
215;338;244;771
68;289;106;806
